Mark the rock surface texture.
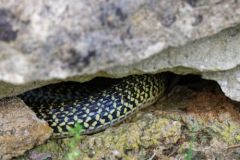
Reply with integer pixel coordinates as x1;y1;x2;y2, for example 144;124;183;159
1;0;240;159
0;98;52;160
0;0;240;101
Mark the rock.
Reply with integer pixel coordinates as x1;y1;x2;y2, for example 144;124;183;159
0;97;52;160
1;0;240;101
18;80;240;159
107;25;240;101
28;151;52;160
203;66;240;102
1;1;240;159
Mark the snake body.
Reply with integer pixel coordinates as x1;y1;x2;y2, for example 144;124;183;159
19;74;167;137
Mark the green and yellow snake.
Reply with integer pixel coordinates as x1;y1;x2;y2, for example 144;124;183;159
19;74;167;137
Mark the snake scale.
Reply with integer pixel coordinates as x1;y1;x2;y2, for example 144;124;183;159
18;74;167;137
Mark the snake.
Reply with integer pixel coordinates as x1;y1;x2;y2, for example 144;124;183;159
18;74;167;137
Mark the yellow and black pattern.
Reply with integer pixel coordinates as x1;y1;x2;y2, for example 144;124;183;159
19;74;166;137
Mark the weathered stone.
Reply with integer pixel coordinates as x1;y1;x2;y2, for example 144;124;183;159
1;0;240;159
0;97;52;160
107;25;240;101
1;0;240;102
203;66;240;102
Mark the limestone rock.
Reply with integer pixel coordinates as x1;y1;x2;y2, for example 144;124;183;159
2;0;240;159
0;97;52;160
1;0;240;102
107;25;240;101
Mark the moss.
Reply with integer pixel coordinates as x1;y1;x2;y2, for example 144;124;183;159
34;140;66;159
235;134;240;141
218;123;240;144
66;113;182;159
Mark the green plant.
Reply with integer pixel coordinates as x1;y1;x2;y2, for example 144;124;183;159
65;123;84;160
185;127;195;160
